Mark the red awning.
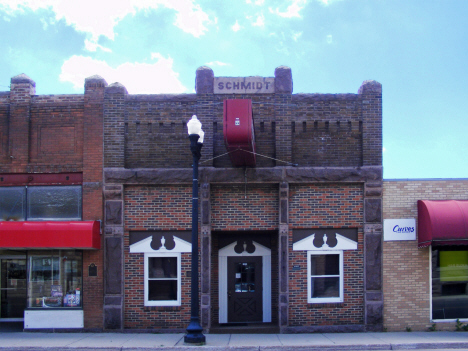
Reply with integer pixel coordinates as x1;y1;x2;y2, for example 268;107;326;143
418;200;468;248
0;221;101;249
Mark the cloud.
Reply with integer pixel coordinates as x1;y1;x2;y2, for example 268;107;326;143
270;0;307;18
292;31;302;41
247;13;265;27
0;0;212;50
326;34;333;44
232;20;242;32
206;61;230;67
59;53;187;94
246;0;265;5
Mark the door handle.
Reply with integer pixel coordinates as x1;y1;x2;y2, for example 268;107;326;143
228;290;232;299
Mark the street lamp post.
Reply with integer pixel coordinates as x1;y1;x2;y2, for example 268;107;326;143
184;115;206;345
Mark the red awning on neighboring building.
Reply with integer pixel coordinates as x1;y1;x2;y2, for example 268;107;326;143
418;200;468;248
0;221;101;249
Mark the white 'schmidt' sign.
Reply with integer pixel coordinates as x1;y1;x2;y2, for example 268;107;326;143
214;77;275;94
384;218;416;241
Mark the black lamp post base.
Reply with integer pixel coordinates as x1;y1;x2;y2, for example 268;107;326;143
184;319;206;345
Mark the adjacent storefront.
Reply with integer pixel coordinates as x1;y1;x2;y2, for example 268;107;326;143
383;180;468;331
0;178;100;329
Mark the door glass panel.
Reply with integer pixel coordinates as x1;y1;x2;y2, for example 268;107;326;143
1;259;27;318
234;262;255;292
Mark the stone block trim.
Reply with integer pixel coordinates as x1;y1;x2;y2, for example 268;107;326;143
383;179;468;332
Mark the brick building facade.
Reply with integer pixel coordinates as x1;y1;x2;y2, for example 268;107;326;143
102;66;384;333
0;67;384;332
383;179;468;331
0;74;104;329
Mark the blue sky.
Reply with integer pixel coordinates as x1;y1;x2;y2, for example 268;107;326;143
0;0;466;179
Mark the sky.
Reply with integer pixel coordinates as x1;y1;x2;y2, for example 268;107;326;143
0;0;466;179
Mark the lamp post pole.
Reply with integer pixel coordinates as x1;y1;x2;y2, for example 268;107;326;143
185;116;206;345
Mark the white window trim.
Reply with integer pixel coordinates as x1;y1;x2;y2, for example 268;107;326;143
144;252;181;307
307;250;344;304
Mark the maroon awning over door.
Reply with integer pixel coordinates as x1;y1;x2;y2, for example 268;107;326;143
418;200;468;248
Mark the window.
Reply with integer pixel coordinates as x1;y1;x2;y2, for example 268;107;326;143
0;186;82;221
0;187;26;221
144;253;181;306
432;248;468;320
27;250;83;309
307;251;343;303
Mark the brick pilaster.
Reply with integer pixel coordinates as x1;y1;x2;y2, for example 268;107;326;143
195;66;214;166
103;82;127;330
274;67;293;165
104;82;127;167
9;74;35;169
359;80;382;166
83;75;107;329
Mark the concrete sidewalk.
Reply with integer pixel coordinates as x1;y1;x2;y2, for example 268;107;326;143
0;331;468;350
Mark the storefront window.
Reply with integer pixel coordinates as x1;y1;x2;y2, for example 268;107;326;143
0;187;26;221
27;250;82;309
27;186;82;220
432;248;468;320
0;186;82;221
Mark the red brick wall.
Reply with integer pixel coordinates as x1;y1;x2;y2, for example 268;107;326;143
289;184;364;326
211;184;279;231
0;77;104;330
124;185;193;329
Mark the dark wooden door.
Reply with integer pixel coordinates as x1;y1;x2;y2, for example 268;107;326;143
227;256;263;323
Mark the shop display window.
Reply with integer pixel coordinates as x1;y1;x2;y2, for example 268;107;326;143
0;186;81;221
0;187;26;221
27;250;82;309
307;251;343;303
432;247;468;320
144;253;180;306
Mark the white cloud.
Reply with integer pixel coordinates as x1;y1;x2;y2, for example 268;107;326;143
0;0;213;50
326;34;333;44
232;20;242;32
84;39;112;53
383;147;387;153
206;61;229;67
246;0;265;5
59;54;187;94
292;31;302;41
270;0;307;18
247;13;265;27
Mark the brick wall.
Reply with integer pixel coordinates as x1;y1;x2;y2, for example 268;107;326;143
383;179;468;331
211;184;279;231
292;95;362;167
104;71;381;169
124;185;193;329
289;184;364;327
0;74;105;330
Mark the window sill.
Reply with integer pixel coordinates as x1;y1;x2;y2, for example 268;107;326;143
307;303;344;309
143;306;181;311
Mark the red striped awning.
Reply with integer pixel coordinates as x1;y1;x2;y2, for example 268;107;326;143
0;221;101;249
418;200;468;248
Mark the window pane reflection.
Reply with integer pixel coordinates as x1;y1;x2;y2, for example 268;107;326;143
234;262;255;292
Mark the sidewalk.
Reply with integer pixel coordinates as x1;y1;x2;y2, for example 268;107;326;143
0;331;468;350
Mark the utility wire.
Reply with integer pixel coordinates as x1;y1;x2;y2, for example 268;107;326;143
200;148;298;167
